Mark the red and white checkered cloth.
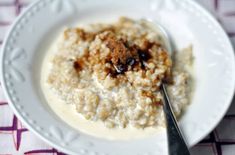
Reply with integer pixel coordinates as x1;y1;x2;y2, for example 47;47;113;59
0;0;235;154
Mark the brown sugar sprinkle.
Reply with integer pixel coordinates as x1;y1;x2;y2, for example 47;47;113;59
100;31;161;75
154;101;162;106
141;90;154;98
76;28;95;42
141;39;161;50
141;90;162;105
105;34;129;65
73;59;84;72
72;28;171;84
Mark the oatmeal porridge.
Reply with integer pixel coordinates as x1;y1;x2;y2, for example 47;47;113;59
41;17;193;139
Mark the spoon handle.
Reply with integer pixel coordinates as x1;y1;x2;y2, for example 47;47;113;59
161;84;191;155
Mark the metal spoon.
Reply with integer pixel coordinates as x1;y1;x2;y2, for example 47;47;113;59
154;22;191;155
161;84;190;155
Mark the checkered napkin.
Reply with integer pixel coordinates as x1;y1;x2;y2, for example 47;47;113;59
0;0;235;154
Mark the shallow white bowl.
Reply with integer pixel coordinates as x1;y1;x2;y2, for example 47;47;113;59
1;0;235;154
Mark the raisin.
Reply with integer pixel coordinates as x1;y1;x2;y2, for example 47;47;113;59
126;57;136;66
140;61;145;69
138;50;150;61
73;61;82;71
115;63;127;74
110;71;118;78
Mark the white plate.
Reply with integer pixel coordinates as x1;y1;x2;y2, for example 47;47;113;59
1;0;235;154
